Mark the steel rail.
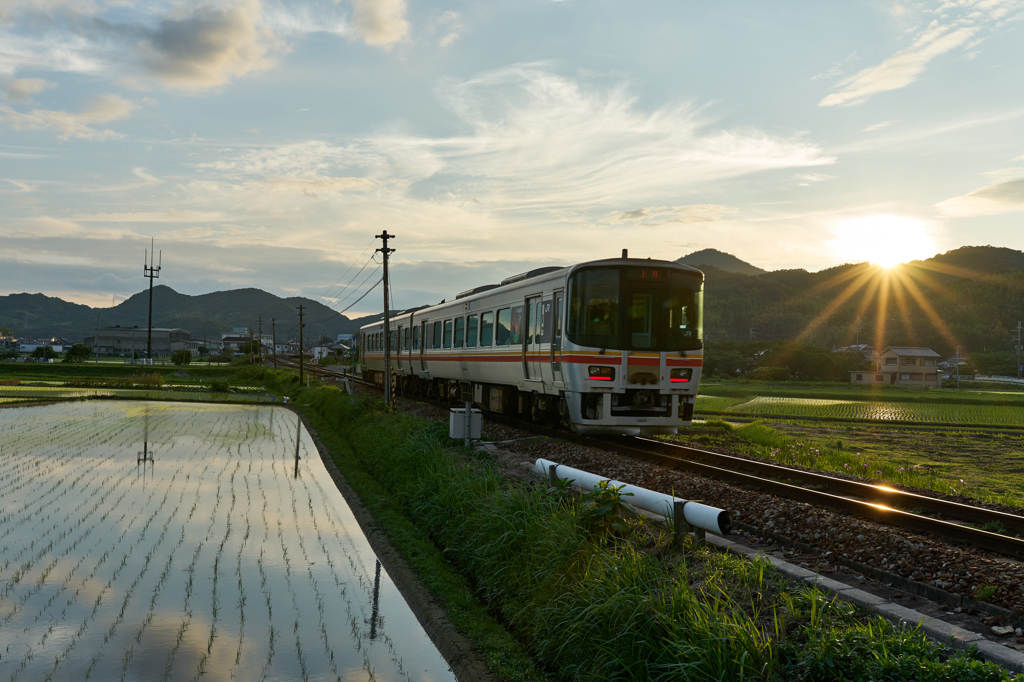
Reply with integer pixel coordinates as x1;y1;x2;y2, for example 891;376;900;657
593;437;1024;559
629;437;1024;535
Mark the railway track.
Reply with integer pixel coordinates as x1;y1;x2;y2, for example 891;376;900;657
271;358;1024;559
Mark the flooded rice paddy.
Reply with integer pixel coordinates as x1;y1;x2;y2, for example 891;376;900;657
0;401;454;681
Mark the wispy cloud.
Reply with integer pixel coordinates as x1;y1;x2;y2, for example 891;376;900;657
862;120;899;133
937;177;1024;216
0;94;136;140
608;205;736;226
820;0;1024;107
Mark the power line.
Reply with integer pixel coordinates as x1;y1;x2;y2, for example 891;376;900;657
310;276;384;324
310;264;382;323
318;252;378;309
317;240;376;302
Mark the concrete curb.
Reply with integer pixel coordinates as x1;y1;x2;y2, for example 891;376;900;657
707;535;1024;673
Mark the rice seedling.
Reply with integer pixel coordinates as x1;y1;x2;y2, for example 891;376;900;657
1;402;453;681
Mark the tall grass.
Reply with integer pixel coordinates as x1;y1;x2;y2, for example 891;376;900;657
263;370;1020;682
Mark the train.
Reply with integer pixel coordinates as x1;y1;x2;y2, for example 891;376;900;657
358;252;704;435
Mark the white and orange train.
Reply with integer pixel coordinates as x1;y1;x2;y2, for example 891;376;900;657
358;254;705;435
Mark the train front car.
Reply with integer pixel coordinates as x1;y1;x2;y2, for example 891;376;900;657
562;259;704;435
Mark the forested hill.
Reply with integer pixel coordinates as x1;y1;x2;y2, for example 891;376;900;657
700;245;1024;355
0;286;362;342
676;248;765;275
4;245;1023;355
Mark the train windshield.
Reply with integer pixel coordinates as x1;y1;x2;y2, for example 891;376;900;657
567;266;703;351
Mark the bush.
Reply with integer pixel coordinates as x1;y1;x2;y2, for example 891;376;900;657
171;349;192;366
748;366;789;381
62;344;92;363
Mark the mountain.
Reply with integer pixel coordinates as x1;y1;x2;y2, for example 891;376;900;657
699;246;1024;354
676;248;765;275
0;286;364;343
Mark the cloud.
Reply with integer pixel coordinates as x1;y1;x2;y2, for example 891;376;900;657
3;77;55;101
432;10;464;48
350;0;409;48
0;93;136;140
936;177;1024;216
820;25;977;107
189;66;833;219
609;205;736;225
137;0;286;90
265;176;375;196
794;172;832;186
861;120;898;132
819;1;1024;107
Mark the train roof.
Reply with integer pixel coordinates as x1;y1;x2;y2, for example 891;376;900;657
358;257;703;331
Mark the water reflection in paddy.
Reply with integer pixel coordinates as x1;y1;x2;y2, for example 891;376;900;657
0;401;455;681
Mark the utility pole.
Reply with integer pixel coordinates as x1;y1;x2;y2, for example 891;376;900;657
258;317;263;365
297;305;305;385
956;345;961;390
95;311;101;364
376;231;396;407
1014;321;1022;380
143;238;161;361
271;318;277;370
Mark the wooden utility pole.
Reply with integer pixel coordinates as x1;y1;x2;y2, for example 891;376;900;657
376;231;395;407
297;305;305;385
258;317;263;365
271;318;277;370
143;239;161;360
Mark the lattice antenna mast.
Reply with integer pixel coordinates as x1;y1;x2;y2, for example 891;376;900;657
143;238;162;360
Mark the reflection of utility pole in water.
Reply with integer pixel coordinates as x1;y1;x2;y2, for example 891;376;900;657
138;405;155;471
294;413;302;479
369;559;382;640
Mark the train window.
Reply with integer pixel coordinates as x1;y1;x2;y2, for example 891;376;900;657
629;293;654;348
390;330;397;352
480;312;494;346
413;326;419;350
541;300;552;343
403;327;410;351
466;315;478;348
433;321;442;349
443;320;452;348
496;308;511;346
454;318;465;348
510;305;524;345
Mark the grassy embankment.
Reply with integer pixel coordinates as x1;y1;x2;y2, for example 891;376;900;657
690;381;1024;507
243;366;1018;681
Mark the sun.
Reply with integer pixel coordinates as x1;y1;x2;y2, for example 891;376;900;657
829;215;937;268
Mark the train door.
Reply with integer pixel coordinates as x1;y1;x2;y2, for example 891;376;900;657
525;296;543;381
419;321;427;372
551;291;564;383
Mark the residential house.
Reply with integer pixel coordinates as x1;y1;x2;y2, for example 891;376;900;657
850;346;941;387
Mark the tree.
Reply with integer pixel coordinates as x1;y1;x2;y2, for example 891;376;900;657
62;344;92;363
171;349;192;366
197;345;209;356
0;325;12;337
31;345;58;360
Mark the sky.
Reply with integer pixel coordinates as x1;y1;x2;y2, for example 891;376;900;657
2;0;1023;316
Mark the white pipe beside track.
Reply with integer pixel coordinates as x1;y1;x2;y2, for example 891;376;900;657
535;458;731;536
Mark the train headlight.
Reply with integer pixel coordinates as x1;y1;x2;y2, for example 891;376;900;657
588;366;615;381
670;368;693;383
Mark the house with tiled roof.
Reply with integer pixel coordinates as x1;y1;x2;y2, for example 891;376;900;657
850;346;941;387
